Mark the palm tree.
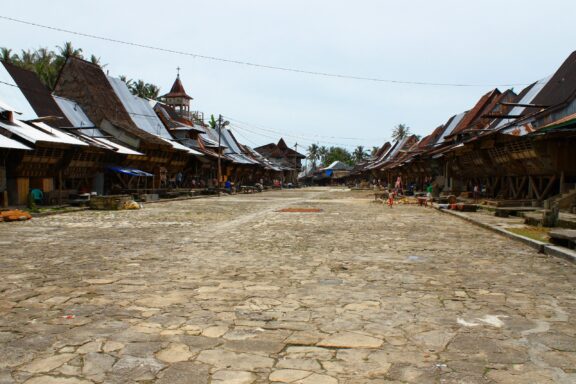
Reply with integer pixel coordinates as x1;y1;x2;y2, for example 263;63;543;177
129;80;161;99
0;47;17;63
145;83;160;99
57;41;83;60
129;80;148;98
19;49;36;70
119;75;133;88
318;145;329;166
391;123;410;142
352;145;368;163
307;144;320;169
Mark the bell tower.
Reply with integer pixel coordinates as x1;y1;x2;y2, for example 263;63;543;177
160;67;193;117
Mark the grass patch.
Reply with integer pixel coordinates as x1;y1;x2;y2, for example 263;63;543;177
506;226;550;243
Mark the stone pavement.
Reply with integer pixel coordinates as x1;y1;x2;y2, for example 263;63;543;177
0;188;575;383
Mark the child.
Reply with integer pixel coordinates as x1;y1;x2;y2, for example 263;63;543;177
387;191;395;208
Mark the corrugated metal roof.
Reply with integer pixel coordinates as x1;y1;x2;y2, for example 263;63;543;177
0;133;32;150
442;112;467;138
107;76;204;155
31;122;88;146
497;76;552;131
54;95;143;155
107;76;172;139
159;137;203;156
53;95;93;128
0;118;86;146
0;65;37;119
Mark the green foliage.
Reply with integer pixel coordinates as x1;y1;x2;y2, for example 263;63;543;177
352;145;368;163
392;123;411;142
306;143;320;168
208;114;218;129
1;42;158;96
129;79;160;99
322;146;352;166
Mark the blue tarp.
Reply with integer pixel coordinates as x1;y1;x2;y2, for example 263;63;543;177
108;166;154;177
325;169;333;177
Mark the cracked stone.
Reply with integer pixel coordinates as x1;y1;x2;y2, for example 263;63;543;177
317;333;383;349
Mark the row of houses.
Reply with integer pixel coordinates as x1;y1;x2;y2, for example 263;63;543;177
352;51;576;209
0;57;305;206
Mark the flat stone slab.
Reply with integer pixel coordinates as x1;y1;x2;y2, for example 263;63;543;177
0;188;574;383
317;333;383;349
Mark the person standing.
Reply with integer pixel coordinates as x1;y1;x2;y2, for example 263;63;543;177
426;183;433;206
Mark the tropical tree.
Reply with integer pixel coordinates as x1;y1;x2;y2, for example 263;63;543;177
318;145;329;166
208;114;218;129
145;83;160;99
1;42;161;94
307;143;320;168
352;145;368;163
323;146;353;166
392;123;411;142
128;79;161;99
119;75;133;88
18;49;36;70
0;48;17;63
56;41;83;60
90;54;102;66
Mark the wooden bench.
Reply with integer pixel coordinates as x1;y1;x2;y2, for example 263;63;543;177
549;228;576;249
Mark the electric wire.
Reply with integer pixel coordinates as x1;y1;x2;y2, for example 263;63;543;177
0;79;378;149
0;15;530;88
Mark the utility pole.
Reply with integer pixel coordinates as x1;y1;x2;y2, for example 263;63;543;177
217;114;223;196
293;143;299;184
216;115;230;196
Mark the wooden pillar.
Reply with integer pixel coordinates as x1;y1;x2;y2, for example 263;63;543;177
560;171;565;194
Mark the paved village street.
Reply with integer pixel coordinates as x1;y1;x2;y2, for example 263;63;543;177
0;188;575;384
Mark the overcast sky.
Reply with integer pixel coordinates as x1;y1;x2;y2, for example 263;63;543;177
1;1;575;152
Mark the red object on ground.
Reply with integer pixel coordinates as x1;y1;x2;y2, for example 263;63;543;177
0;210;32;222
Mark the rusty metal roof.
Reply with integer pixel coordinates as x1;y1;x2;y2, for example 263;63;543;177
161;75;192;100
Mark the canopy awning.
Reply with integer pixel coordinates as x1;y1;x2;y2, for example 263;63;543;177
107;166;154;177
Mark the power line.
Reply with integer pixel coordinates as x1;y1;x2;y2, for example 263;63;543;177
225;115;385;142
0;79;374;149
230;123;361;149
0;15;529;88
226;116;382;148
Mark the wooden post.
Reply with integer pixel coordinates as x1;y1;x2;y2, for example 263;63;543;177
560;171;565;194
58;171;63;206
2;190;8;208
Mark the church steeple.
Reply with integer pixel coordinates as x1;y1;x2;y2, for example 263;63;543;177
160;68;193;117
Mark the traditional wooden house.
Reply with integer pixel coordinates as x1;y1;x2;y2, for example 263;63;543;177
54;57;202;188
254;138;305;183
0;62;89;205
2;62;149;197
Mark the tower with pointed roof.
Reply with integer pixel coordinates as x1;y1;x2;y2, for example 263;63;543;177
160;68;193;117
